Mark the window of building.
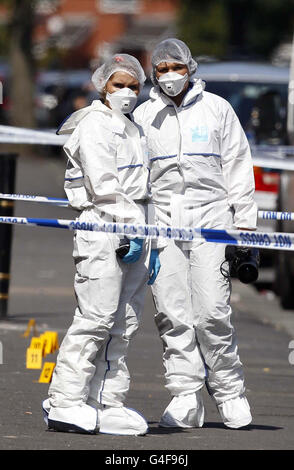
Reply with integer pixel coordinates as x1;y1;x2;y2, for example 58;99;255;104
98;0;139;14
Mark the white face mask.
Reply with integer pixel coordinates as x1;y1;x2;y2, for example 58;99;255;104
106;88;138;114
158;72;188;97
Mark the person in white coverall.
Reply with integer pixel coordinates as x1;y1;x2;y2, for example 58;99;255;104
134;38;257;429
42;54;157;435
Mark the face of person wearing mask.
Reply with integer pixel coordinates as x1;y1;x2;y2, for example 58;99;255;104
155;62;189;106
104;71;140;114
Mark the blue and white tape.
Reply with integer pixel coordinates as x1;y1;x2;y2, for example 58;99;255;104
0;125;67;146
0;193;68;207
0;215;293;251
2;124;294;169
258;210;294;221
1;192;294;222
250;144;294;171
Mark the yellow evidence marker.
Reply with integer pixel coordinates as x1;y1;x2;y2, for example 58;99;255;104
44;331;59;354
30;336;45;350
22;319;37;338
40;333;52;357
26;337;45;369
38;362;56;383
26;348;43;369
25;330;58;370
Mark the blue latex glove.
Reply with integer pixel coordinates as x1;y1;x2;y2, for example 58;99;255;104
121;238;144;264
148;249;161;285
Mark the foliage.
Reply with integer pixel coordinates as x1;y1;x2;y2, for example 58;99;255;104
0;24;8;57
177;0;229;59
177;0;294;60
244;0;294;57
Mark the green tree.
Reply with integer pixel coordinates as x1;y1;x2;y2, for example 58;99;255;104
225;0;294;58
0;0;36;129
177;0;294;60
177;0;229;59
245;0;294;58
8;0;36;128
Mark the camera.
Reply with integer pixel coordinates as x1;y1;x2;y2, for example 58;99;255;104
115;238;130;259
224;245;260;284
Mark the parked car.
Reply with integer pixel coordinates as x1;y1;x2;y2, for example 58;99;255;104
136;62;290;286
274;160;294;308
137;63;289;223
35;69;93;128
195;61;290;284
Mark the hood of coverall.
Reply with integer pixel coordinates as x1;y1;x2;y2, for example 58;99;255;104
56;100;108;135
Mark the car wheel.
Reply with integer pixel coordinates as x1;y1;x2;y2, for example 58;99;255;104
275;250;294;309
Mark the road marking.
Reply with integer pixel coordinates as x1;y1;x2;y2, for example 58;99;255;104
9;286;74;296
0;322;67;334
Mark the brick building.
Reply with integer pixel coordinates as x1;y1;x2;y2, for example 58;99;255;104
34;0;180;72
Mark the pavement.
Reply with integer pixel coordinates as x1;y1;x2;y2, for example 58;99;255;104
0;153;294;453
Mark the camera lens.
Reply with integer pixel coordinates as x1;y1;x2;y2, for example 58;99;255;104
237;263;259;284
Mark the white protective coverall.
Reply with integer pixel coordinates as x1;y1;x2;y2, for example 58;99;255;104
48;99;150;414
134;79;257;409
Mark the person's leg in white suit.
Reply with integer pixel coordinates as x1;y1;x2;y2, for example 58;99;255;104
151;239;251;429
87;240;150;435
190;241;252;429
45;230;149;435
151;240;206;428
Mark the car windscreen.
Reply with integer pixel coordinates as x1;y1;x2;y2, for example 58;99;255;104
203;80;288;143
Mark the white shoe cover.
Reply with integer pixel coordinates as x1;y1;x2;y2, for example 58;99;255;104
42;398;51;426
218;395;252;429
99;406;148;436
48;404;98;434
159;391;205;428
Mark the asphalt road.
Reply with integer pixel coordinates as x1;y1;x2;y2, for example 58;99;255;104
0;152;294;454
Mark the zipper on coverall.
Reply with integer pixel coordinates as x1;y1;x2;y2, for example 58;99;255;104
173;104;186;195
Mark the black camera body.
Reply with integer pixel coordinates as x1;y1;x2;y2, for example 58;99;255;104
225;245;260;284
115;238;130;259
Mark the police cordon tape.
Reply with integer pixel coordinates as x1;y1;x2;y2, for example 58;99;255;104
1;126;294;249
0;125;67;146
0;192;294;222
0;215;293;251
250;144;294;171
2;125;294;169
0;193;69;207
